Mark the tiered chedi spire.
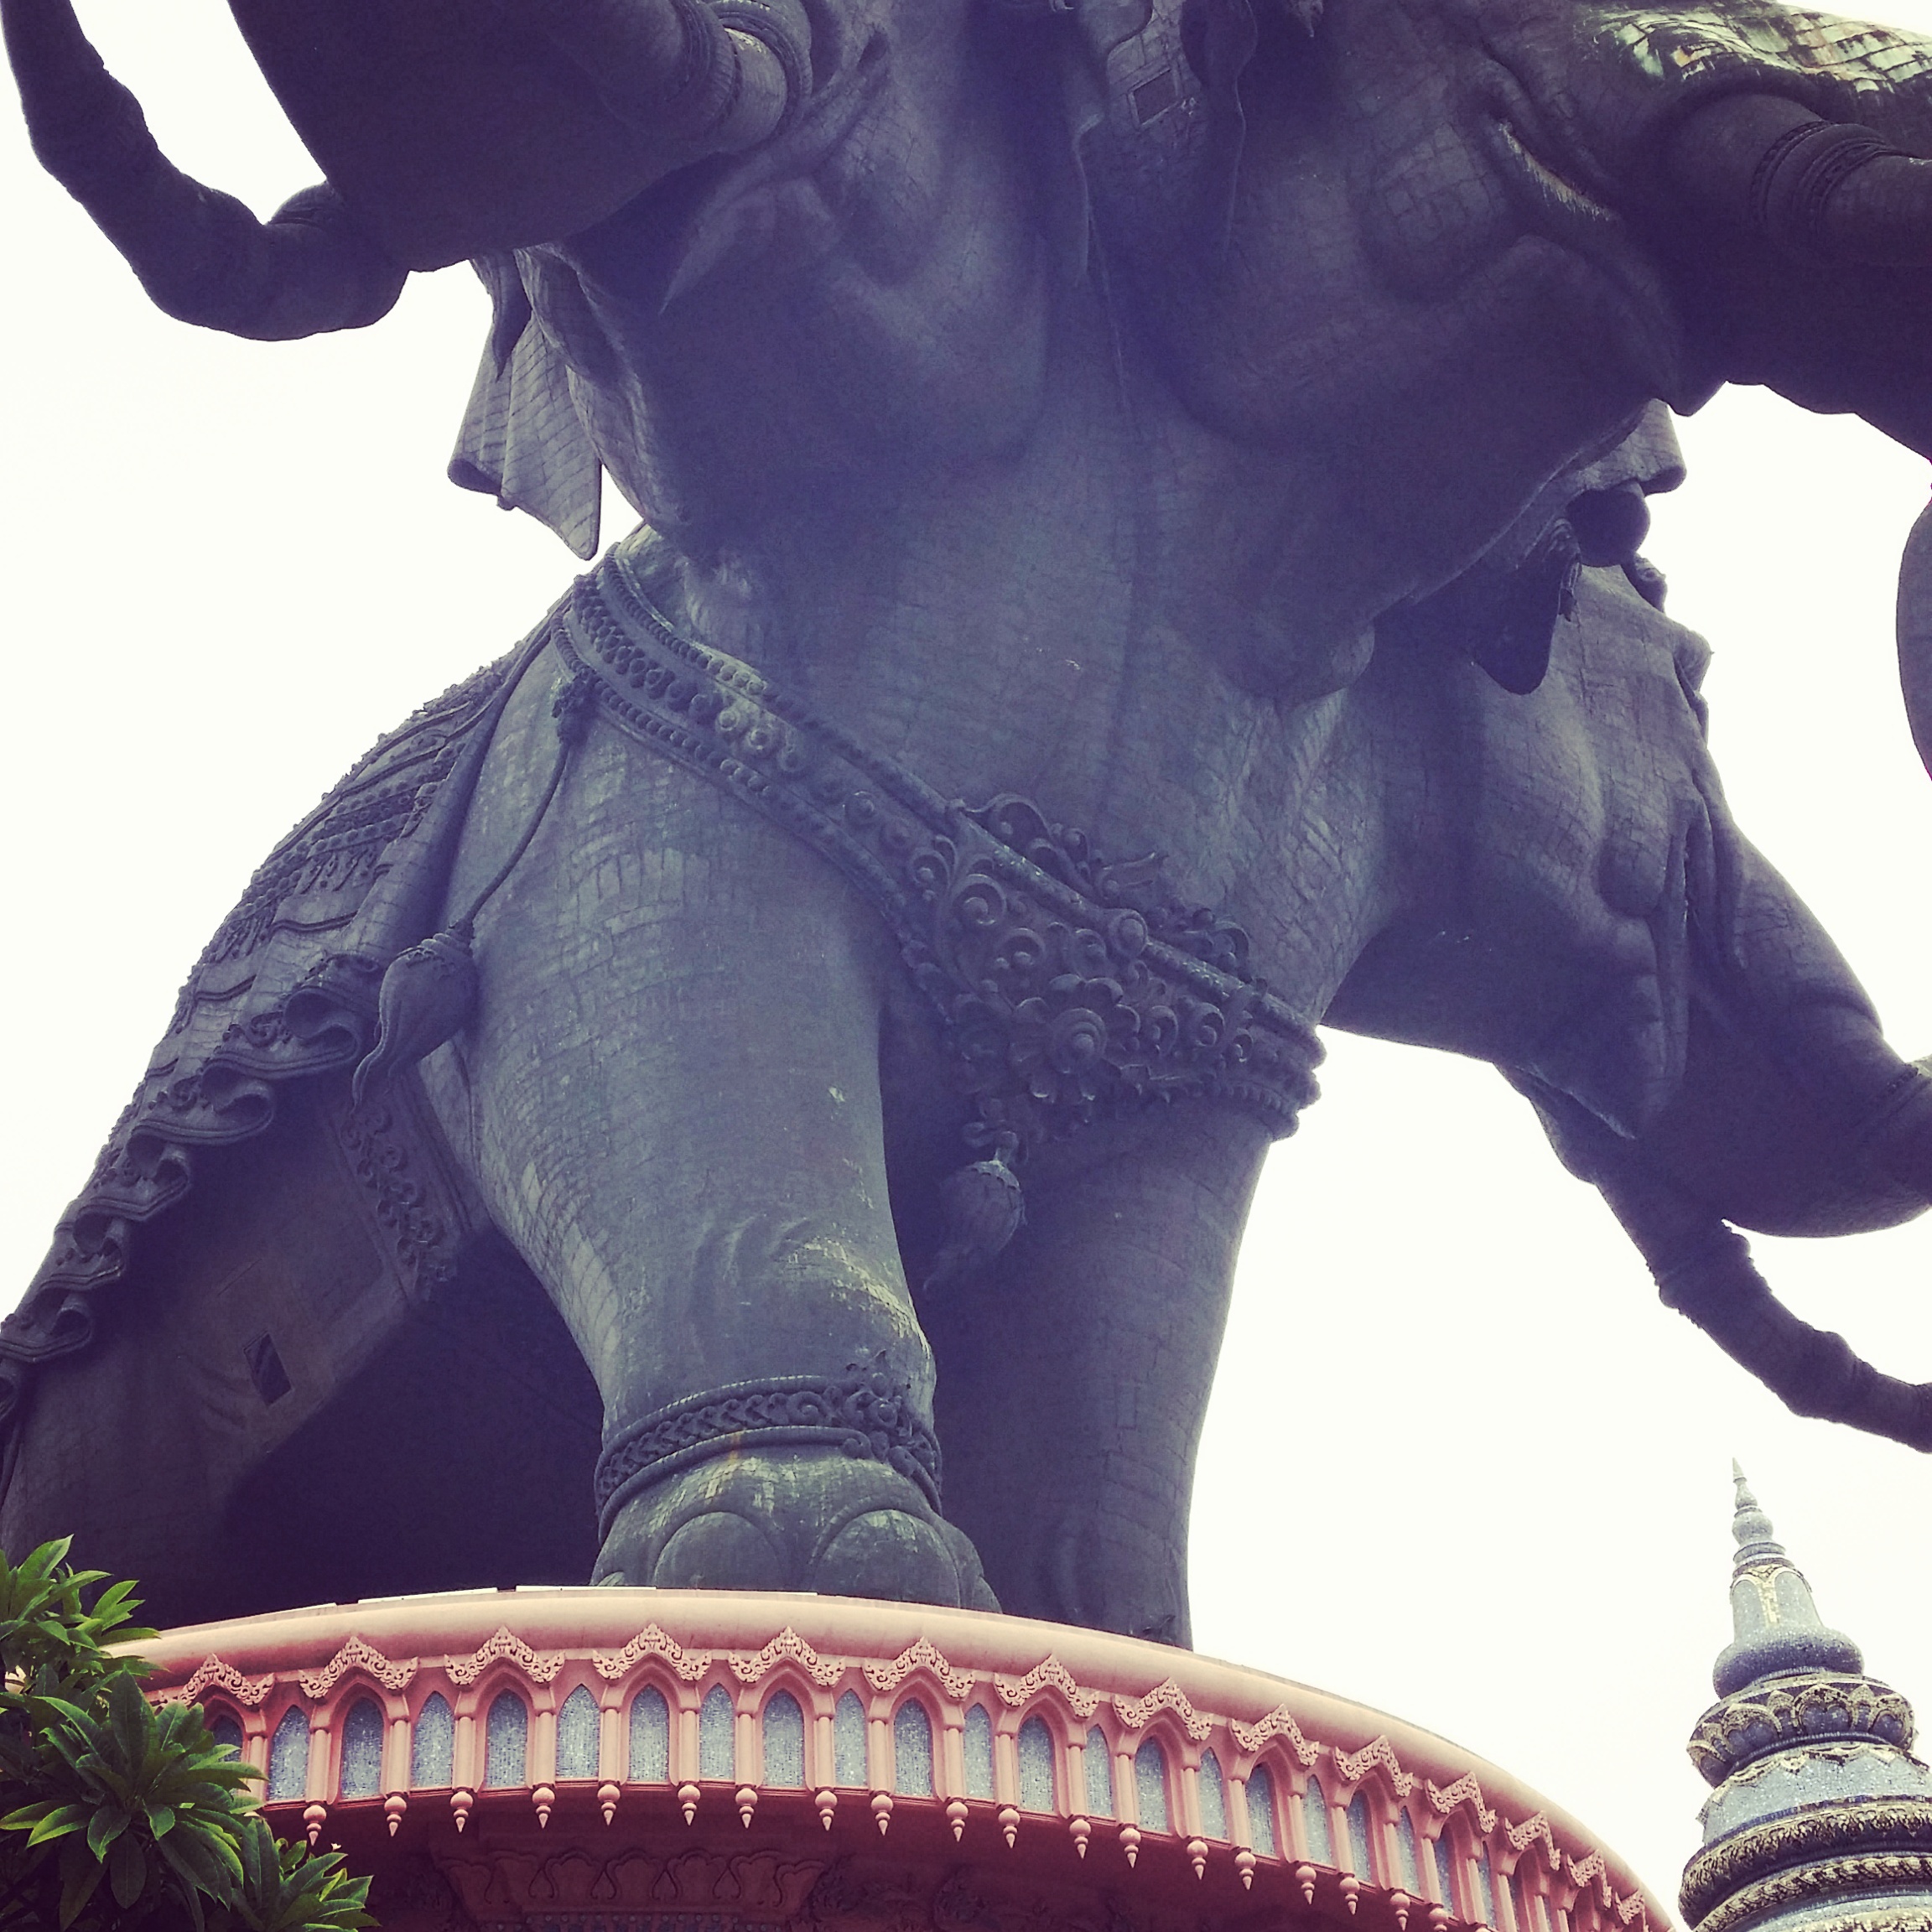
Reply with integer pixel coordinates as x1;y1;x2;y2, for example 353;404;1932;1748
1680;1467;1932;1932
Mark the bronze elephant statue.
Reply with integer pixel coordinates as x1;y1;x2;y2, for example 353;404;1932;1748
8;0;1932;1639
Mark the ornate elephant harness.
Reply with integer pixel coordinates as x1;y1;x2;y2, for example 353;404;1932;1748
352;539;1322;1533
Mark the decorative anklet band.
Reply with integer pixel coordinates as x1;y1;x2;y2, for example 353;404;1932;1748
594;1371;943;1536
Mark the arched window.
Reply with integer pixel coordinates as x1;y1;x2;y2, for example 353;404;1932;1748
1017;1716;1055;1812
267;1707;309;1802
1298;1773;1329;1863
893;1701;934;1797
1475;1844;1498;1925
484;1691;527;1788
1509;1867;1532;1932
1248;1764;1279;1857
762;1691;805;1788
1133;1740;1169;1832
557;1685;599;1779
1396;1807;1423;1892
1435;1836;1461;1916
339;1698;384;1800
1346;1791;1375;1878
699;1685;735;1779
208;1712;243;1761
629;1686;670;1781
410;1693;454;1787
1083;1727;1114;1817
1197;1749;1228;1840
834;1690;867;1786
963;1705;995;1800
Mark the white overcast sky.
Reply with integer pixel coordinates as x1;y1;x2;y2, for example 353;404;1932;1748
8;0;1932;1912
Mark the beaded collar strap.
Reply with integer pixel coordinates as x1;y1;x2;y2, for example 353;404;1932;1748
548;545;1323;1196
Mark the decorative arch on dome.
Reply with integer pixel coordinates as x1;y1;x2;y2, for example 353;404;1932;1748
833;1689;868;1788
409;1690;454;1788
267;1704;310;1802
963;1702;995;1801
628;1682;672;1782
483;1687;529;1788
555;1683;601;1780
761;1688;807;1789
1196;1746;1229;1840
892;1697;936;1797
1016;1713;1057;1813
1131;1736;1171;1833
338;1695;385;1800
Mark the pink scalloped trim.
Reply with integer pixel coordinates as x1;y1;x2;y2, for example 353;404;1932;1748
1229;1703;1322;1765
447;1625;563;1686
1426;1773;1498;1833
864;1637;974;1701
591;1623;714;1683
994;1656;1101;1718
1332;1735;1417;1797
1112;1678;1212;1742
152;1655;275;1710
298;1635;419;1701
728;1627;843;1688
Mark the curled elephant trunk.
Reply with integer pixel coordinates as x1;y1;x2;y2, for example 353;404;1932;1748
1599;1159;1932;1453
0;0;404;336
1517;1070;1932;1452
1670;90;1932;267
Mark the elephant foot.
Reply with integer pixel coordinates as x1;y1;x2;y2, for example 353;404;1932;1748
593;1447;999;1611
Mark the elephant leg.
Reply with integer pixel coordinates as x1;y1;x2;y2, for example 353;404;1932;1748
417;671;991;1607
922;1103;1271;1646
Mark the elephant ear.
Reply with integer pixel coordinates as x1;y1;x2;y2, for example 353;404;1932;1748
448;255;605;561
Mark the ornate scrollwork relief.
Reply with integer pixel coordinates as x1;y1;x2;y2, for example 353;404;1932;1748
446;1626;563;1687
299;1635;419;1701
863;1639;974;1701
1688;1672;1916;1781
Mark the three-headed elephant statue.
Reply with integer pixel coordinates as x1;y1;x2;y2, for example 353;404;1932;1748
8;0;1932;1639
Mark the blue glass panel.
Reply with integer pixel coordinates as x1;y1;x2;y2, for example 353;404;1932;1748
763;1692;805;1788
1436;1836;1461;1915
210;1714;243;1761
484;1691;527;1789
1197;1749;1228;1839
1476;1846;1498;1925
1083;1728;1114;1818
834;1691;867;1786
557;1685;599;1779
1134;1741;1168;1832
963;1705;995;1800
894;1701;934;1797
268;1707;309;1802
1396;1808;1422;1891
699;1685;735;1779
1017;1716;1055;1812
1347;1792;1374;1878
1298;1774;1328;1863
629;1686;669;1781
1510;1868;1530;1932
410;1693;453;1788
339;1699;384;1800
1248;1765;1278;1857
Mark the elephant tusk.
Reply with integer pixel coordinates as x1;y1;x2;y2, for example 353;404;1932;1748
1670;90;1932;267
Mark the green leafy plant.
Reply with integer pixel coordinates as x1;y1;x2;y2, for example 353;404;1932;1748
0;1541;371;1932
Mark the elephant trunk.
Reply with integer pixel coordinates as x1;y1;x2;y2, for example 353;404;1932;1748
1670;89;1932;267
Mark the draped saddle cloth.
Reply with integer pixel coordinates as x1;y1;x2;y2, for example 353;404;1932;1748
0;538;1319;1617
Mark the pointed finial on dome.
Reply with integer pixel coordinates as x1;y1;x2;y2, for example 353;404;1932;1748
1729;1461;1784;1566
1712;1462;1862;1698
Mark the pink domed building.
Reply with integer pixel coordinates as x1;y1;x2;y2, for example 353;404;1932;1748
143;1588;1665;1932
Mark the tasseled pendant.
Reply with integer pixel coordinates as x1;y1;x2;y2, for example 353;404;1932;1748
925;1154;1025;1289
351;922;479;1105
